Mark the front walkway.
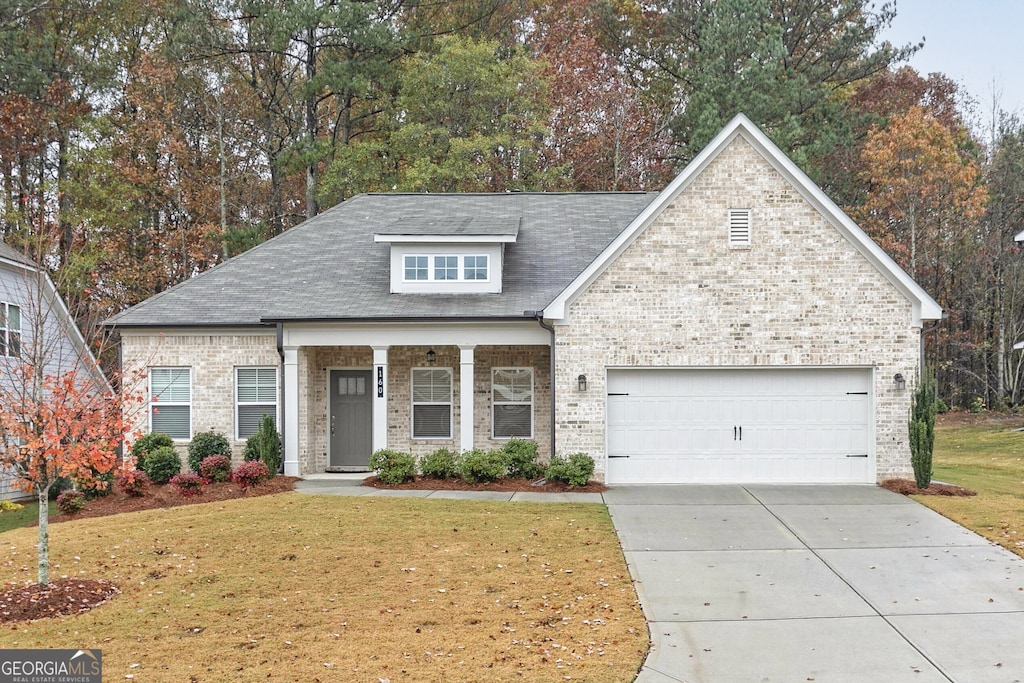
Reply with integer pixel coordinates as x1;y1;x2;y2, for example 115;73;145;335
295;478;1024;681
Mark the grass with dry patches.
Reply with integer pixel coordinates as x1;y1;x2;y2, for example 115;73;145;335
0;492;647;682
912;419;1024;558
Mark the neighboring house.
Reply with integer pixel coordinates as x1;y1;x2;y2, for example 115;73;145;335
107;115;942;484
0;242;109;500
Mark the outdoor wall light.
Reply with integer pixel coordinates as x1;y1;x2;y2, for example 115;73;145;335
578;374;587;392
426;349;436;365
894;372;906;391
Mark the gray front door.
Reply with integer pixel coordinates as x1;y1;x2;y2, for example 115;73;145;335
329;370;373;470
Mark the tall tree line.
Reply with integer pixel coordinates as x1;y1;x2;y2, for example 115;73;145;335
0;0;1022;408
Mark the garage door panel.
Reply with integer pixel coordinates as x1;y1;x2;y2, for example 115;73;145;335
606;369;873;484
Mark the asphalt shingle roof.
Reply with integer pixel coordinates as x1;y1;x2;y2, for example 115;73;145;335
106;192;658;327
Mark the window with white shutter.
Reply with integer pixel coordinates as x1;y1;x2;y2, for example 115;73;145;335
236;367;278;439
150;368;191;440
411;368;453;439
728;209;751;247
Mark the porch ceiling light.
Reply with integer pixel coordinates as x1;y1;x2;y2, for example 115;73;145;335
894;372;906;391
426;348;436;365
578;374;587;392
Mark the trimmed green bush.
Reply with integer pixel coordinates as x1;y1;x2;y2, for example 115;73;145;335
545;452;595;487
420;447;458;479
910;368;937;489
502;439;543;479
369;449;416;485
455;448;507;484
132;432;174;471
144;445;183;484
188;431;231;473
243;415;281;474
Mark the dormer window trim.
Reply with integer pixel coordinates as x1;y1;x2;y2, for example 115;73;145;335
402;254;490;283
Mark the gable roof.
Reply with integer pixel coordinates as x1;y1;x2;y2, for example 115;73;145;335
543;114;944;326
105;192;657;327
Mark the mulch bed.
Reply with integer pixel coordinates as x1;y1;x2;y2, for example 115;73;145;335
880;478;977;497
363;474;607;493
0;578;120;624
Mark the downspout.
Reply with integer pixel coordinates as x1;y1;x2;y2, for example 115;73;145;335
276;322;285;474
529;311;556;460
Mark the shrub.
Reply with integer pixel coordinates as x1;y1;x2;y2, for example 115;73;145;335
144;445;183;484
369;449;416;485
502;439;543;479
199;454;233;483
243;416;281;475
76;469;114;500
132;432;174;471
910;369;937;489
56;490;86;515
116;467;151;497
0;500;24;512
232;460;270;488
420;447;458;479
545;452;595;487
169;472;204;497
455;448;507;484
188;431;231;473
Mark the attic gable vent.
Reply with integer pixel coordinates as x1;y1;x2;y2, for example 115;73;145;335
728;209;751;247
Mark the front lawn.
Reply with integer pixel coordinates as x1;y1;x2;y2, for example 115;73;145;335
0;500;53;534
912;413;1024;558
0;493;647;682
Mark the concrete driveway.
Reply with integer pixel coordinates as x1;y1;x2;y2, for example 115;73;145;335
606;485;1024;682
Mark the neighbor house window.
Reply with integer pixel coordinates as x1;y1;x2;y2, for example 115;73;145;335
150;367;191;440
412;368;452;439
492;368;533;438
404;255;429;280
728;209;751;247
0;303;20;357
464;255;488;280
236;367;278;439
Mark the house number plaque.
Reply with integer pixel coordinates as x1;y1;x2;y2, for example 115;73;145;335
377;367;384;398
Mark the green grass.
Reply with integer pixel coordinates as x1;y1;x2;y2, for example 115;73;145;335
0;492;647;682
913;417;1024;558
0;499;53;534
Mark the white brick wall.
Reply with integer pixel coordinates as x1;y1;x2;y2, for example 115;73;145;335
555;137;920;481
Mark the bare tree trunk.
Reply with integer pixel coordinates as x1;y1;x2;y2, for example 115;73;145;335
305;27;318;220
37;485;49;585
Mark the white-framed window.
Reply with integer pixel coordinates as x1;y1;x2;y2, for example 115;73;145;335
464;255;488;280
236;367;278;439
150;367;191;440
0;303;21;357
404;255;429;280
403;254;491;282
728;208;752;247
492;367;533;438
411;367;453;439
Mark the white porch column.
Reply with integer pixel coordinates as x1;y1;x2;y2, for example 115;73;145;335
372;346;389;453
283;346;300;476
459;345;476;453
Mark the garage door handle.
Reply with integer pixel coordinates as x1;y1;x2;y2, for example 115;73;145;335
846;392;868;395
608;455;630;459
608;392;630;396
846;454;868;458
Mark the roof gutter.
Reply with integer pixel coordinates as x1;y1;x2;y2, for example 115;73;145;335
525;310;556;461
259;315;536;325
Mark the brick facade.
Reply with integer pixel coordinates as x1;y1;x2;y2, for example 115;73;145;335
554;137;919;481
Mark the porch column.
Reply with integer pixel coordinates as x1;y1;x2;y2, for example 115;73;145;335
283;346;300;476
459;345;476;452
372;346;389;453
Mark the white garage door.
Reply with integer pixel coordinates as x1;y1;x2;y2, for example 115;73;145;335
606;368;873;484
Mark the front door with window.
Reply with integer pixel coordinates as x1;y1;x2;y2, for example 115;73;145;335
329;370;372;470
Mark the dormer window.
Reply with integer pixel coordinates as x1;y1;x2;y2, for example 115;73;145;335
377;216;517;294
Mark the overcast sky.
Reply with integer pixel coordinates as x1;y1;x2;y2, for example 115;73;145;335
883;0;1023;128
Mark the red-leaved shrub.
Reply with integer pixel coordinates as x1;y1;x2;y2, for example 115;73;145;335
56;490;86;515
116;466;151;497
231;461;270;488
169;472;204;497
199;454;232;483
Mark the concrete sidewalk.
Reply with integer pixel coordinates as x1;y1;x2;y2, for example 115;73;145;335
608;485;1024;683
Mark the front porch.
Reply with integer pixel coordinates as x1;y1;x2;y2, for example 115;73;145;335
279;321;552;476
